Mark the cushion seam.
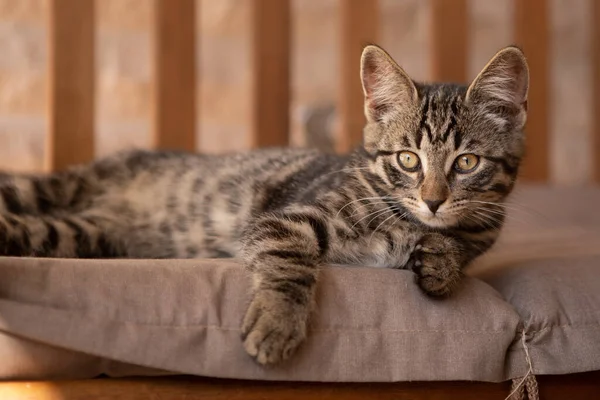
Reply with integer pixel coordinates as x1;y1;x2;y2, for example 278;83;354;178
71;317;515;333
527;322;600;335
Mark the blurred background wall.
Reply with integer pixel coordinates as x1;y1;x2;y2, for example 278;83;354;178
0;0;592;184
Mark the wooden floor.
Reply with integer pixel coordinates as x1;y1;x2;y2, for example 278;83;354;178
0;372;598;400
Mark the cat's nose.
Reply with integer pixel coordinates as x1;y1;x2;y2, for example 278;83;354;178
424;199;445;214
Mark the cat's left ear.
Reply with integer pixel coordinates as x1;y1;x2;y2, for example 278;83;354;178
360;45;418;124
466;46;529;126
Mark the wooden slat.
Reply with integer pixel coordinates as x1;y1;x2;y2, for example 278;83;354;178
593;0;600;183
430;0;468;83
337;0;379;153
153;0;197;151
514;0;550;181
1;372;600;400
250;0;290;148
47;0;95;171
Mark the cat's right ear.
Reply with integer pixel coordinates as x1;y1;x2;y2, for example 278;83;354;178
360;45;418;124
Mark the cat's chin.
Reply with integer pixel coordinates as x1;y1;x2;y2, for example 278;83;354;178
414;212;459;229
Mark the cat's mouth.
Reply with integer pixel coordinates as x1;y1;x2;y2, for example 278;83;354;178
409;203;460;229
399;198;462;228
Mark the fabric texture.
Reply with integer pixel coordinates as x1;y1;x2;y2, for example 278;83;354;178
0;185;598;382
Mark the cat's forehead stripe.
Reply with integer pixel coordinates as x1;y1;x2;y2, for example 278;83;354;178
416;87;466;148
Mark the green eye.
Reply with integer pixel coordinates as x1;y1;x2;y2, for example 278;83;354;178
454;154;480;172
397;151;420;171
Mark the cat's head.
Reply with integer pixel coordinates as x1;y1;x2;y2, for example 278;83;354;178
359;45;529;228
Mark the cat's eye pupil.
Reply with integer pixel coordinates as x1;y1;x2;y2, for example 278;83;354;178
455;154;479;172
398;151;420;171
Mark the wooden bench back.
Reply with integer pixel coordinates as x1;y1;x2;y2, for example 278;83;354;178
47;0;599;183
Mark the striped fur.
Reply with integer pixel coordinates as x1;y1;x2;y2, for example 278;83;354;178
0;45;528;365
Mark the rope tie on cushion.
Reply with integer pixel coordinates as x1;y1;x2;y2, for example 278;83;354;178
509;375;539;400
505;332;539;400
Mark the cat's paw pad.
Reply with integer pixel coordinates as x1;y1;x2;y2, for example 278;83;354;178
241;293;307;365
411;233;463;297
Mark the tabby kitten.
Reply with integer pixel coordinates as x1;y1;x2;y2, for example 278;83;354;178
0;45;528;365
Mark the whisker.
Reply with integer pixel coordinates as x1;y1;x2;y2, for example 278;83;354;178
466;199;549;220
336;196;392;217
474;207;507;216
468;203;537;225
472;210;503;228
472;206;516;222
350;207;393;231
472;209;530;231
365;207;398;227
350;201;392;216
467;210;492;227
368;212;406;244
470;208;512;231
390;213;409;231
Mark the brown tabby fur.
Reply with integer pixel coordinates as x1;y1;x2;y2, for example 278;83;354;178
0;45;528;365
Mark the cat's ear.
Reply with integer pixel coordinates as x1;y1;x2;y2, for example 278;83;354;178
360;45;418;124
466;46;529;111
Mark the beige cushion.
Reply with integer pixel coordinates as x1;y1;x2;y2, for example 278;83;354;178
0;185;598;382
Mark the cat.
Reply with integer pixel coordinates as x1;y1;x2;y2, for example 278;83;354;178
0;44;528;365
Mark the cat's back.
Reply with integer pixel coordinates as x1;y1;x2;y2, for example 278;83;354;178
89;147;347;212
91;147;335;183
85;147;348;258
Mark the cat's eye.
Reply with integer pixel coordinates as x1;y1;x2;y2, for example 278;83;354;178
454;154;480;173
397;151;420;172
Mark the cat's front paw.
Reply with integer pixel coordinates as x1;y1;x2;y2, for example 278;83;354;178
411;233;463;297
241;291;308;365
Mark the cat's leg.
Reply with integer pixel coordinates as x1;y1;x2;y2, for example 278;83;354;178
0;211;125;257
240;206;329;365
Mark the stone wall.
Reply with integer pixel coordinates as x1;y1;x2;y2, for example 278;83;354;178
0;0;594;184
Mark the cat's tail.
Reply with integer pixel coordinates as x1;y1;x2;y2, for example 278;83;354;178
0;149;175;216
0;211;124;258
0;169;121;257
0;167;100;215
